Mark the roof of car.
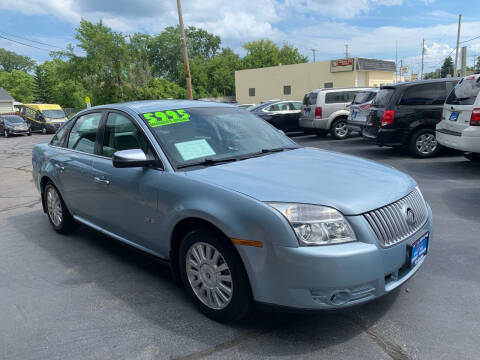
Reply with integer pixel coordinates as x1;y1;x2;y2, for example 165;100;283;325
309;87;375;93
86;100;234;114
381;78;461;89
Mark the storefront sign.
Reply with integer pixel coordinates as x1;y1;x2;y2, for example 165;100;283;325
330;58;354;72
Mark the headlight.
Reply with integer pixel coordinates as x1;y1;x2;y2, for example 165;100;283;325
268;203;356;246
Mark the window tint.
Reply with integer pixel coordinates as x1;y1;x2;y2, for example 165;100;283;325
346;91;359;102
249;88;255;97
353;91;377;104
67;112;102;154
50;120;74;147
303;92;318;105
102;112;149;158
283;85;291;95
446;76;480;105
400;82;446;106
290;102;301;110
372;88;395;107
325;92;346;104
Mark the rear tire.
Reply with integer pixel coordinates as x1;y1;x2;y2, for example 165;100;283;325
330;117;351;139
464;152;480;162
313;129;328;136
179;228;252;322
408;128;441;158
44;182;78;234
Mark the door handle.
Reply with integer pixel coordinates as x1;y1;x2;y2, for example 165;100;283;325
94;176;110;185
55;164;65;173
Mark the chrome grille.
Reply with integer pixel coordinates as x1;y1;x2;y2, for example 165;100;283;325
363;188;428;247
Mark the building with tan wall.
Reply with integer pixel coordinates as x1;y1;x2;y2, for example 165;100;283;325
235;58;396;104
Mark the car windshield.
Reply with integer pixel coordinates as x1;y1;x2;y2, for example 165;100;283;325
372;88;395;107
353;91;377;104
42;109;66;119
4;116;25;124
446;76;480;105
142;106;298;168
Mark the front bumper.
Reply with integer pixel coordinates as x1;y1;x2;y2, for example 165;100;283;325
8;129;29;134
238;204;433;310
436;129;480;153
45;122;64;133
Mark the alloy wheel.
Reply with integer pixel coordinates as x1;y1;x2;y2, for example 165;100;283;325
415;133;437;155
46;187;63;226
334;121;348;138
186;242;233;310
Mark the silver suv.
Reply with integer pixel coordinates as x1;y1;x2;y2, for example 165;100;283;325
299;88;373;139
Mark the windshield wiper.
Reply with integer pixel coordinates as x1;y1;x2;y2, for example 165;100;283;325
243;146;299;159
176;157;239;169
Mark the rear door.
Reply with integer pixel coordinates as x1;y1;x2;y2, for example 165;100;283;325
443;76;480;133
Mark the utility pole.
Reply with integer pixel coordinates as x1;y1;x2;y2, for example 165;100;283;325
395;40;398;82
421;39;425;80
400;59;403;82
344;43;350;58
176;0;193;100
311;48;317;62
454;14;462;77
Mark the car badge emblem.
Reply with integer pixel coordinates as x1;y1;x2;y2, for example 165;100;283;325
405;207;415;226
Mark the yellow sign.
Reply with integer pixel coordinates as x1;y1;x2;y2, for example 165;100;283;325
85;96;91;104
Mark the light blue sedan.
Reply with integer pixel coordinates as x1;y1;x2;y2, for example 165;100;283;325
32;100;433;321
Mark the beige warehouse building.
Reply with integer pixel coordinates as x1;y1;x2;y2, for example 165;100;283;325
235;58;396;104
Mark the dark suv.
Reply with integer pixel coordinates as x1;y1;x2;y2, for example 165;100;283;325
363;78;459;158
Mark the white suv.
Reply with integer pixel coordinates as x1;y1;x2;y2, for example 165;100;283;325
436;74;480;161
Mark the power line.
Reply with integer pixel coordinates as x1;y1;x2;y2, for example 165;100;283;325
0;30;62;49
460;35;480;44
0;34;51;51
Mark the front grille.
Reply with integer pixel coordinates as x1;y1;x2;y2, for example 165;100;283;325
363;188;428;247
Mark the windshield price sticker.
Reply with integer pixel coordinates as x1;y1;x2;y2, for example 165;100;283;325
143;109;190;127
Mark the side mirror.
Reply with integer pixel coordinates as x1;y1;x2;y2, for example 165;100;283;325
112;149;156;168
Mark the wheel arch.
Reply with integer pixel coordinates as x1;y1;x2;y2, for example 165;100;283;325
327;112;349;129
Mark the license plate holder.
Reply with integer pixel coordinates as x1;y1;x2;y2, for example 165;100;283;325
449;112;459;121
408;232;428;268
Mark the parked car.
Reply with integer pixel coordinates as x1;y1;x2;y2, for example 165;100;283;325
363;78;459;158
436;74;480;162
0;114;31;137
248;100;302;132
33;100;432;322
299;88;372;139
21;103;67;134
346;89;379;134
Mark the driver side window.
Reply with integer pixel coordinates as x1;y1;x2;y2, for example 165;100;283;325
101;112;149;158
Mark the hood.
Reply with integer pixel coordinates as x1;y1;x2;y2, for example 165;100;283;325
186;148;416;215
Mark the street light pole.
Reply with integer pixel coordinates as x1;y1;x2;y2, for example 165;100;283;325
176;0;193;100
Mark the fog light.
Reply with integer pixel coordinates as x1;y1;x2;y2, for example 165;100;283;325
330;290;351;305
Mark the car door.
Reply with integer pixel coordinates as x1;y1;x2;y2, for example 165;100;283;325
285;101;302;131
55;111;103;221
90;111;161;250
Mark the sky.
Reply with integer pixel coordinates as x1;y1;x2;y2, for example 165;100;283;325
0;0;480;74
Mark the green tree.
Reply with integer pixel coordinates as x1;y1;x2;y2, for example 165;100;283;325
148;26;221;82
0;48;36;72
0;70;35;102
242;39;280;69
441;56;454;78
34;65;53;103
206;48;242;96
424;70;440;79
135;78;186;100
128;33;153;88
278;43;308;65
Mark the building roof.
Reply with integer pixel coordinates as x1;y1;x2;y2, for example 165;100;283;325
356;58;396;72
0;87;14;102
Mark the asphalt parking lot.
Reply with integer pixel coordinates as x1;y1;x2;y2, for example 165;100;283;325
1;133;479;360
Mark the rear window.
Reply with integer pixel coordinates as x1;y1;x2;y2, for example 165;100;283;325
372;88;395;107
446;76;480;105
303;92;318;106
325;92;346;104
353;91;376;104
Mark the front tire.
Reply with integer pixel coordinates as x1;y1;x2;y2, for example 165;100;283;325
179;228;252;322
44;182;78;234
408;128;441;158
330;117;351;139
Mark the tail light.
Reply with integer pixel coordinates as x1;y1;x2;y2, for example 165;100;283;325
380;110;395;127
315;106;322;119
471;108;480;126
360;104;371;111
